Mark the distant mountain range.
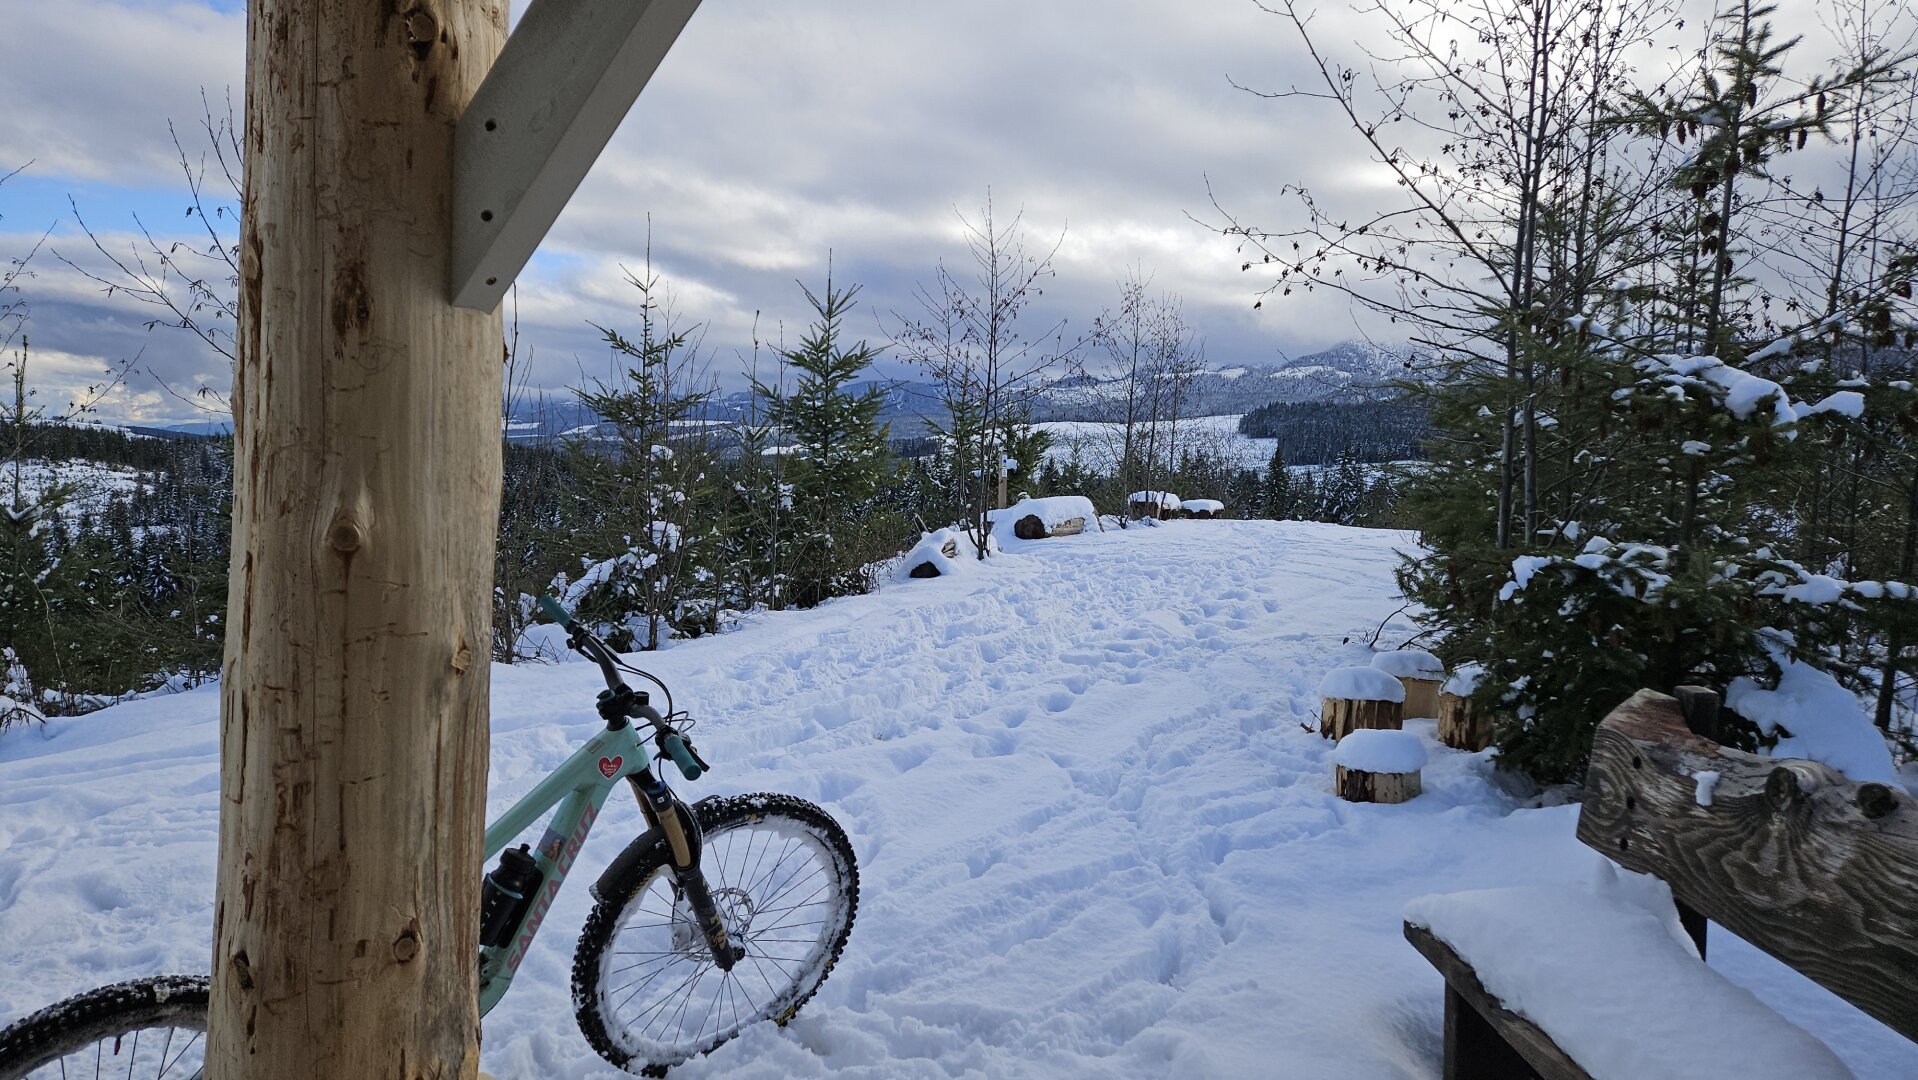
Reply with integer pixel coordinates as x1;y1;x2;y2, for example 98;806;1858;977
1029;340;1414;422
116;340;1414;443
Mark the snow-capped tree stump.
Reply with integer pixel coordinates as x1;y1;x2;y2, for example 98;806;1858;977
1332;729;1426;804
1435;663;1491;750
1316;666;1406;740
1371;648;1445;718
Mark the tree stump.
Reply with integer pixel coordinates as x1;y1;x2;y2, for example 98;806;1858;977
1438;691;1493;751
1335;765;1423;804
1319;697;1404;740
1400;678;1442;719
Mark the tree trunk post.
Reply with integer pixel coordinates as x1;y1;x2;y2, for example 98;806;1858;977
212;2;507;1077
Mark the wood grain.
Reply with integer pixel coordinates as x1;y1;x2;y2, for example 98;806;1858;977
213;1;507;1076
1576;689;1918;1043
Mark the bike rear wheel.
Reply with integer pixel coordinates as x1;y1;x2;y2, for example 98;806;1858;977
573;793;860;1076
0;976;210;1080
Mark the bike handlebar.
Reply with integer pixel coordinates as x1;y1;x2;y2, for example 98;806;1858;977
540;595;706;781
661;733;704;780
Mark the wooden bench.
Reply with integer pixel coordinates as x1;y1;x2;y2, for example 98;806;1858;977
1404;688;1918;1079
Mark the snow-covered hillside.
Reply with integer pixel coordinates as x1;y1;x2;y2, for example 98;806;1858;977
1;522;1910;1078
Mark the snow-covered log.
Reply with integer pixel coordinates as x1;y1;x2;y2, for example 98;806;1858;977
1180;498;1225;519
988;496;1096;542
1371;649;1444;718
1331;729;1424;804
1317;666;1405;740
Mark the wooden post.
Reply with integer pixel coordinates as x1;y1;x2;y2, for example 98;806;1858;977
1671;685;1719;959
212;2;506;1077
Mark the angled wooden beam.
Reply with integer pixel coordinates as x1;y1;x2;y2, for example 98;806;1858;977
451;0;702;311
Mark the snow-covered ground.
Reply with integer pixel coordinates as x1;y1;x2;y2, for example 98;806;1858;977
2;522;1912;1078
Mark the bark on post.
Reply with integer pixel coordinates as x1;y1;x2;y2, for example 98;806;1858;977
212;2;507;1077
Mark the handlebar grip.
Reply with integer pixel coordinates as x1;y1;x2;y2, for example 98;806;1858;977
538;595;573;627
661;734;703;780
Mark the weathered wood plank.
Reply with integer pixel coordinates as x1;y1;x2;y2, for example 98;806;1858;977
1404;923;1590;1080
1576;689;1918;1042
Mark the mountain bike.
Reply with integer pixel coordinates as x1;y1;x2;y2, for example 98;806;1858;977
0;597;860;1079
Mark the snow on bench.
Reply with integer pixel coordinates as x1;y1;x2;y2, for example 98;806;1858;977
1405;866;1852;1080
1406;688;1918;1079
988;495;1096;542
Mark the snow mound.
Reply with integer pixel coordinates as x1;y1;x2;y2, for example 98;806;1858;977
1181;499;1225;514
897;528;994;581
1442;662;1485;697
1318;666;1406;703
1406;864;1853;1080
1726;656;1898;785
1331;728;1425;773
1370;648;1443;680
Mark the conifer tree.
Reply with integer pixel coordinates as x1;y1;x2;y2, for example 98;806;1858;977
760;275;896;607
1260;444;1293;520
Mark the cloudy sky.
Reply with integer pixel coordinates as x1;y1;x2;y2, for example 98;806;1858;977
0;0;1850;424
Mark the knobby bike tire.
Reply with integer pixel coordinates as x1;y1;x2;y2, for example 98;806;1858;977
0;975;210;1080
572;793;860;1076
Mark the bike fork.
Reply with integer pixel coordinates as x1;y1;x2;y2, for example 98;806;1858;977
628;772;746;971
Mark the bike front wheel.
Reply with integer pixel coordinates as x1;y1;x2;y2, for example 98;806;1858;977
0;976;210;1080
573;793;860;1076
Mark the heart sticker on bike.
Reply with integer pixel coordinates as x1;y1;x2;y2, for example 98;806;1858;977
598;756;623;778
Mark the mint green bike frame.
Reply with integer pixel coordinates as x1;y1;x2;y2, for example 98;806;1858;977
476;721;652;1016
